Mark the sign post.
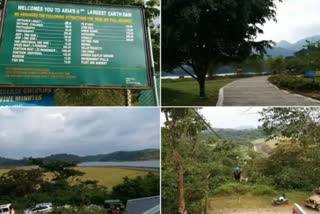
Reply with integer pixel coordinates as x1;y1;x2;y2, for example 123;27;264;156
0;0;151;89
147;20;159;106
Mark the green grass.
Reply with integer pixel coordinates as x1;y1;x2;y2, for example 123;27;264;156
72;167;149;190
161;78;238;106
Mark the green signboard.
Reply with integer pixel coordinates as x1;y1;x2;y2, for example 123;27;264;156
0;0;151;88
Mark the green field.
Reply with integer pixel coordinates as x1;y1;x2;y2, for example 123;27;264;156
161;78;238;106
0;167;153;190
73;167;150;190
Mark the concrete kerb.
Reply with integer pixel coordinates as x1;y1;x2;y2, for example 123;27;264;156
216;80;237;106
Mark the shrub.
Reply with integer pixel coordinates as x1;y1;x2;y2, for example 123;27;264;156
252;184;277;196
213;182;277;196
213;183;251;195
269;74;320;91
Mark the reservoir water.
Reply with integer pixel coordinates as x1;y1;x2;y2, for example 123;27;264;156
78;160;160;169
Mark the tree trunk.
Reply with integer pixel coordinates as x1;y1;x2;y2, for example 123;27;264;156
178;163;187;214
172;147;187;214
197;76;206;98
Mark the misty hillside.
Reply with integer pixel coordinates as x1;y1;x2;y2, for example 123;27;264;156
267;35;320;57
201;128;266;144
0;149;160;167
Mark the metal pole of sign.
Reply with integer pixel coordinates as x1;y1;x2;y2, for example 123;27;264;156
126;89;132;106
0;0;7;38
0;0;7;44
147;20;159;106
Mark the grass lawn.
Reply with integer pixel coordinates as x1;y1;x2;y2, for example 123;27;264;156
72;167;150;190
161;78;238;106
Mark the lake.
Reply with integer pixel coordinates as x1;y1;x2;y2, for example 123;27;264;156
162;72;270;80
78;160;160;169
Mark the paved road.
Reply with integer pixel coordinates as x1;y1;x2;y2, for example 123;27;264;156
217;76;320;106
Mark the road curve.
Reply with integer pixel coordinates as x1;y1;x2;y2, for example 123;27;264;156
217;76;320;106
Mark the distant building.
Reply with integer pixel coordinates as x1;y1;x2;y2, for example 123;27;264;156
126;196;160;214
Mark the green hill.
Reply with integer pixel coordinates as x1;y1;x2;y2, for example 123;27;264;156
0;149;160;167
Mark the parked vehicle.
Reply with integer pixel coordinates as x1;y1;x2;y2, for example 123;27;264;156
0;204;11;214
23;203;53;214
272;195;289;206
104;200;124;214
305;194;320;211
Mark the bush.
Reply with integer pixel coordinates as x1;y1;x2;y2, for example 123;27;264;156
252;184;277;196
213;183;251;195
269;74;320;91
213;182;277;196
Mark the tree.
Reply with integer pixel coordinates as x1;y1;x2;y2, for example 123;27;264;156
259;107;320;190
240;55;265;75
259;107;320;145
0;169;45;197
162;109;245;213
162;0;281;98
112;173;160;203
162;108;207;214
268;56;286;74
31;159;85;181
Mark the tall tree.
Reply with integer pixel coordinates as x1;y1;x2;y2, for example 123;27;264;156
162;0;281;98
162;108;208;214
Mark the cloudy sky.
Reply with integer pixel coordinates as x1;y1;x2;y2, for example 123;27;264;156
0;108;160;159
257;0;320;43
161;107;263;129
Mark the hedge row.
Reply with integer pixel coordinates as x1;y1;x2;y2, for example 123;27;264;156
269;74;320;91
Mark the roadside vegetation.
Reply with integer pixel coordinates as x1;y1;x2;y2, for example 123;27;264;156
265;40;320;100
0;159;159;211
162;108;320;213
269;74;320;100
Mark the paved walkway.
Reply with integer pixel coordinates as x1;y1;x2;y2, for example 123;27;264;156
217;76;320;106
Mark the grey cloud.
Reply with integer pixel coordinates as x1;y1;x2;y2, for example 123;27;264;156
0;108;160;159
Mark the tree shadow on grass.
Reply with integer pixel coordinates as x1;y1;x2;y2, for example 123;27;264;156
161;87;214;106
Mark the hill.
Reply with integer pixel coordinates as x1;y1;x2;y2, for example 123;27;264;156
201;128;266;145
0;149;160;167
266;46;295;57
267;35;320;57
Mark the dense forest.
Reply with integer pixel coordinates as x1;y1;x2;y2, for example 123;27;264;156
162;108;320;213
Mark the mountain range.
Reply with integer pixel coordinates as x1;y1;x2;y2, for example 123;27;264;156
0;149;160;167
267;35;320;57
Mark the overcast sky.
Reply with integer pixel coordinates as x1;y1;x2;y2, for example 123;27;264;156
257;0;320;43
0;108;160;159
161;107;263;129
